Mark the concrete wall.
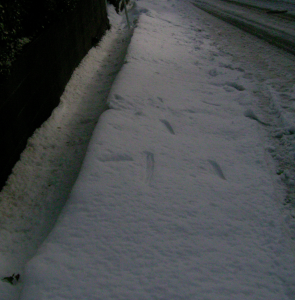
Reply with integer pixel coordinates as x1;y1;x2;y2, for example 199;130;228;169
0;0;109;189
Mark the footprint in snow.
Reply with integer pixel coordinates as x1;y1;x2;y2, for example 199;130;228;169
208;159;226;180
160;119;175;135
226;82;245;91
201;100;221;107
244;109;270;126
114;94;125;100
219;64;244;72
208;69;219;77
98;154;133;162
144;151;155;185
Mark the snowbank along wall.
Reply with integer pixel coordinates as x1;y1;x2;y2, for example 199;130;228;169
0;0;109;190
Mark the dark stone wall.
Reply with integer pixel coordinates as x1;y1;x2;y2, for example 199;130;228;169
0;0;109;190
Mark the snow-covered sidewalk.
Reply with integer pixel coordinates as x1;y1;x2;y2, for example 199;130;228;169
17;0;295;299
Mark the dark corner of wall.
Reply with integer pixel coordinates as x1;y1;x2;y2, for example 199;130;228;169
0;0;110;191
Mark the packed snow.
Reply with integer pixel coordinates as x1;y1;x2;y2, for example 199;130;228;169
192;0;295;55
1;0;295;299
224;0;295;13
